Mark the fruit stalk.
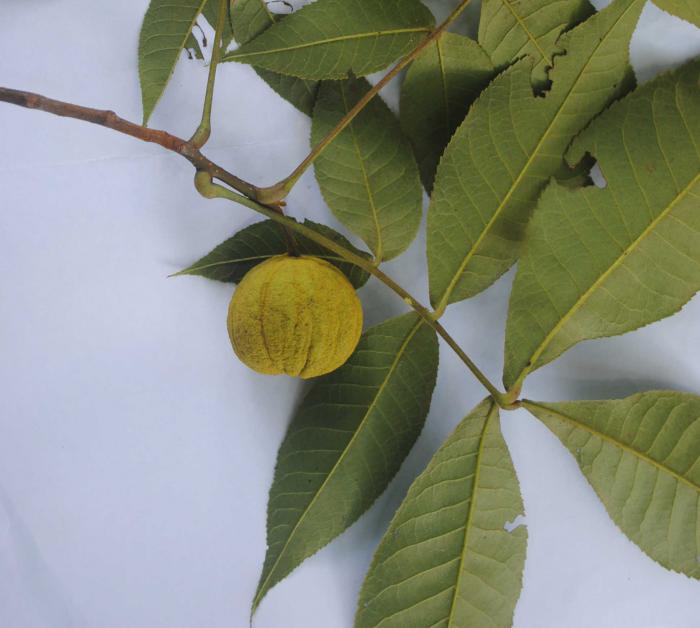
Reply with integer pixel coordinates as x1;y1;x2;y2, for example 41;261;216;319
195;172;509;407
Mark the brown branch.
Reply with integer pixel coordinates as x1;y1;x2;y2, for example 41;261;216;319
0;85;506;406
0;86;263;202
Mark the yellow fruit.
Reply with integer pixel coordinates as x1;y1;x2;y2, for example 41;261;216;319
227;255;363;378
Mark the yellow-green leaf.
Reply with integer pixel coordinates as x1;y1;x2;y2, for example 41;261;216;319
174;219;370;288
427;0;645;313
138;0;207;124
253;314;439;615
201;0;234;49
230;0;319;115
400;33;495;192
503;59;700;390
479;0;594;84
312;77;423;262
223;0;434;81
654;0;700;27
231;0;272;46
357;399;527;627
525;392;700;578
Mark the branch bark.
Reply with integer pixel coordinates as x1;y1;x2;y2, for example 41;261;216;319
0;84;508;407
0;86;263;202
194;172;509;407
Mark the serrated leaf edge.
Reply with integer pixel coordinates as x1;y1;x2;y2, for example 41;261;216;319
433;0;645;313
224;28;432;81
522;171;698;383
523;399;699;493
139;0;209;124
445;399;499;625
496;0;554;66
252;317;428;615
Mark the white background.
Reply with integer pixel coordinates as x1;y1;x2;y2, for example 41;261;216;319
1;1;699;627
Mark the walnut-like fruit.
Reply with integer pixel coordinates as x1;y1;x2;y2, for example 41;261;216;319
227;255;363;378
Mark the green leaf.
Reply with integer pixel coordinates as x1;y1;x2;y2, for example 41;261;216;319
524;392;700;578
231;0;275;44
252;313;439;614
400;33;495;192
356;399;527;627
202;0;234;50
138;0;208;124
311;77;423;262
479;0;594;84
230;0;319;115
230;0;274;45
503;59;700;389
427;0;645;313
551;62;637;189
223;0;435;81
653;0;700;27
174;219;370;288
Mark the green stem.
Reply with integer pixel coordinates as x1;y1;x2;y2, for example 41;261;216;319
0;83;507;405
195;171;507;406
189;0;297;251
190;0;228;148
255;0;475;204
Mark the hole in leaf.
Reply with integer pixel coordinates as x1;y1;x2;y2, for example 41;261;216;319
267;0;294;15
591;162;608;188
504;514;526;533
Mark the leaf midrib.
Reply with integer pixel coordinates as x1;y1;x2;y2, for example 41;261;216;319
523;400;700;494
234;0;275;45
436;36;451;143
140;0;208;121
225;27;431;61
176;253;353;275
340;83;384;261
518;170;700;384
445;401;497;627
180;254;273;274
253;318;425;612
497;0;552;65
435;0;641;313
256;0;275;24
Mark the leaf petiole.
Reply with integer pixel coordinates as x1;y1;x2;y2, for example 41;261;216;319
254;0;476;204
190;0;229;148
194;171;509;406
0;84;508;407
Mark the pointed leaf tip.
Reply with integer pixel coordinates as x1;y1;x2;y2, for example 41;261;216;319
138;0;208;124
357;398;527;627
525;391;700;578
400;33;495;192
653;0;700;28
252;314;439;614
175;219;371;288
